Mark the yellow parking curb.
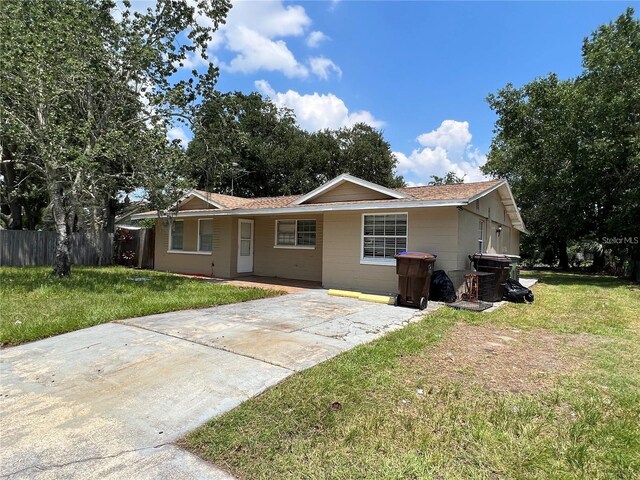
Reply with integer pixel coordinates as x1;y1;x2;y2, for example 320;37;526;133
358;293;397;305
328;289;362;299
329;289;397;305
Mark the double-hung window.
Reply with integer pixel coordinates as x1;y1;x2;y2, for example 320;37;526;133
362;213;407;264
275;219;316;248
170;221;184;250
198;219;213;252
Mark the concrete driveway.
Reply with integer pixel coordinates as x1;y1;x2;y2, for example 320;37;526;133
0;289;433;479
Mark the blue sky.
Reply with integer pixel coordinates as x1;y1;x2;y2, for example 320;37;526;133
169;1;634;186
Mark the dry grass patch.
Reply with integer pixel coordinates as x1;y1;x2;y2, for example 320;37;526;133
406;323;602;394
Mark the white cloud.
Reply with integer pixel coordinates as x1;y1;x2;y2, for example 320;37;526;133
225;0;310;38
202;0;337;79
118;1;334;80
309;56;342;80
255;80;384;132
306;30;329;48
224;26;308;78
176;49;211;71
167;126;190;148
394;120;488;183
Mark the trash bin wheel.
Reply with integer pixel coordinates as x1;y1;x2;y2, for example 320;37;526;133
419;297;428;310
394;294;400;307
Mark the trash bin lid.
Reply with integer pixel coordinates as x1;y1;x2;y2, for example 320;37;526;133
471;253;510;260
394;252;436;260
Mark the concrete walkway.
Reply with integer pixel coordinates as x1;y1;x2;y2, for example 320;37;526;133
0;290;433;479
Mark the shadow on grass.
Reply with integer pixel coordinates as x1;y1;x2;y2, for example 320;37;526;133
521;270;633;289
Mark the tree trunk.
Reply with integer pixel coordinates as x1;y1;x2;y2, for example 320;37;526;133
558;239;570;271
47;170;72;276
592;250;606;272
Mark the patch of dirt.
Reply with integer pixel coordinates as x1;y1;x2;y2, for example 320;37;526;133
406;323;602;393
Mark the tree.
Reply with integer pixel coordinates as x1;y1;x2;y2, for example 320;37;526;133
483;75;583;270
314;123;405;188
1;0;231;275
483;9;640;274
187;91;311;197
428;171;465;185
188;92;404;197
577;8;640;273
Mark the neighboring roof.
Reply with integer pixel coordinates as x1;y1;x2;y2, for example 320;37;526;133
132;175;526;232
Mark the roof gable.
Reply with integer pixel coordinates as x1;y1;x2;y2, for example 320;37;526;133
291;174;408;205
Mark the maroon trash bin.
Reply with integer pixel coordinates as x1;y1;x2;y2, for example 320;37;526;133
395;252;436;309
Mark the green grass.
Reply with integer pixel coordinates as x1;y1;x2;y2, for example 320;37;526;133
0;266;281;345
185;271;640;479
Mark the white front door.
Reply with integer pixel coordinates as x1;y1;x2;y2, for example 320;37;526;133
237;219;254;273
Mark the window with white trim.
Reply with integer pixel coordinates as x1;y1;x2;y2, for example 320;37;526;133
275;219;316;247
362;214;407;261
478;220;485;253
198;219;213;252
170;221;184;250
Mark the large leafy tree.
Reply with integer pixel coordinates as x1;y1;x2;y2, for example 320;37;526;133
483;8;639;273
188;92;404;197
0;0;231;275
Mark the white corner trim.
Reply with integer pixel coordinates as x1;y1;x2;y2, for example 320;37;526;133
167;250;211;255
291;173;408;206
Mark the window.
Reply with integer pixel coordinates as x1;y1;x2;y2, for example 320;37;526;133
198;219;213;252
478;220;485;253
170;221;184;250
362;213;407;263
275;219;316;248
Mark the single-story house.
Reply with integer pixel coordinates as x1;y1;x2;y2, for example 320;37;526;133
132;174;526;294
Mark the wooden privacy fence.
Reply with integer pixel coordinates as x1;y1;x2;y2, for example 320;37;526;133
0;230;114;267
114;227;155;270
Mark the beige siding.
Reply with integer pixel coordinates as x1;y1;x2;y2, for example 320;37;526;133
154;217;232;277
307;182;392;203
461;190;520;256
251;214;323;281
511;229;521;256
322;207;458;294
457;209;481;270
181;197;215;210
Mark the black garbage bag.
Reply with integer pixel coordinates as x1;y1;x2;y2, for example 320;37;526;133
503;278;534;303
430;270;457;303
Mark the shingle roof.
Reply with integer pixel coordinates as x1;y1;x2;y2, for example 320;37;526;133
396;180;504;201
134;179;505;217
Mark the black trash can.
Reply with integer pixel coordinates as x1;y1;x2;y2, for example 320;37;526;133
470;253;511;302
395;252;436;309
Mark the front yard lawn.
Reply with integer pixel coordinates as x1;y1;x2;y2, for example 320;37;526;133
185;272;640;479
0;266;281;346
